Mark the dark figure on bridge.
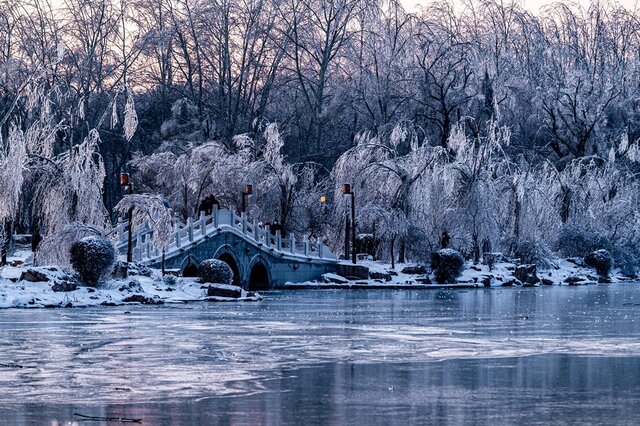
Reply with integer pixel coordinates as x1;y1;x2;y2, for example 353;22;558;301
440;230;450;249
270;220;283;236
198;195;220;216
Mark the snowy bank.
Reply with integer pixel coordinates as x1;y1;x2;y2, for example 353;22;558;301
0;265;262;309
280;258;638;289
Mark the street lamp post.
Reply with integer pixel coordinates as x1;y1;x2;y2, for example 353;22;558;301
342;184;356;264
120;172;134;263
241;184;253;213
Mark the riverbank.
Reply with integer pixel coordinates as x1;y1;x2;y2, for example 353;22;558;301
280;258;637;289
1;246;637;308
0;265;261;309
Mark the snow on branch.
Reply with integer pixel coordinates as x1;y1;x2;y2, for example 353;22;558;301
124;88;138;141
114;194;174;251
36;223;105;267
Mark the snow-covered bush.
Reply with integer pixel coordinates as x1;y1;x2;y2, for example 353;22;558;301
199;259;234;284
585;249;614;277
69;237;117;286
430;249;465;283
509;239;554;268
555;227;611;258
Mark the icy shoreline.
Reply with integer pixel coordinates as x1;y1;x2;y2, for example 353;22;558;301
1;252;637;308
280;258;638;289
0;266;261;309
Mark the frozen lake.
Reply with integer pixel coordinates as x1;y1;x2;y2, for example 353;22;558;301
1;284;640;425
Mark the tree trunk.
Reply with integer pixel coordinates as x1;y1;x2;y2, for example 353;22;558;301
398;239;405;264
344;216;350;260
514;197;521;240
1;219;12;265
390;238;395;269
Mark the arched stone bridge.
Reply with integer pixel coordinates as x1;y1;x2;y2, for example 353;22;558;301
114;208;337;290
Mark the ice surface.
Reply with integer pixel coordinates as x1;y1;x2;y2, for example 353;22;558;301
0;284;638;406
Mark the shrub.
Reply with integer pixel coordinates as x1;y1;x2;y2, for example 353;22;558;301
585;249;614;277
610;246;639;278
555;227;611;258
431;249;465;283
69;236;117;286
199;259;234;284
508;239;554;268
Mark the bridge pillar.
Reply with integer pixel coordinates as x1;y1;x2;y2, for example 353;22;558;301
265;225;271;247
241;213;248;234
199;211;207;237
212;205;219;227
174;219;181;248
187;217;194;242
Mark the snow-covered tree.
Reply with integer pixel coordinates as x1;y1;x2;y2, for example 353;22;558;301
114;193;174;253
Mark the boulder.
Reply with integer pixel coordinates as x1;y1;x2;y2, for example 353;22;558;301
565;276;587;285
129;263;152;277
502;278;522;287
19;268;50;283
541;278;554;286
122;294;163;304
119;280;144;293
598;275;612;284
401;265;428;275
481;276;492;287
51;281;77;292
584;249;614;277
112;261;129;279
430;249;465;283
321;274;350;284
336;263;369;280
514;264;539;284
370;271;392;281
207;284;242;298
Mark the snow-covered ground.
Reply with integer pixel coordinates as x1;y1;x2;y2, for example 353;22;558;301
283;258;636;289
2;244;637;308
0;247;261;309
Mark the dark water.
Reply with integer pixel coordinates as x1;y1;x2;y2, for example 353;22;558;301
1;285;639;425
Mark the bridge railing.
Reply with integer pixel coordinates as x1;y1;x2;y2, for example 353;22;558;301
115;207;334;263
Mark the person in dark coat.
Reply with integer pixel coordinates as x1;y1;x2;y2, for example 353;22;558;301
440;230;450;249
270;220;283;236
198;195;220;215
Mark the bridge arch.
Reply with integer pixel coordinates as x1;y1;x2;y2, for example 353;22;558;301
180;255;201;277
248;255;271;291
213;245;242;286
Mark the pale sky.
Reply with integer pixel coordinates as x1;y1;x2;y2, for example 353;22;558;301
402;0;639;14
